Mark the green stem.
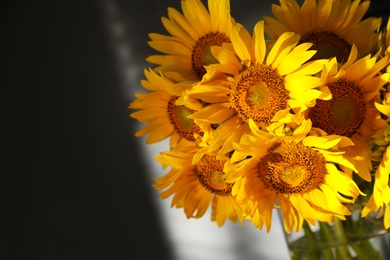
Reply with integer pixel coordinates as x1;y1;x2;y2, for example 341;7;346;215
288;214;387;260
290;251;302;260
302;221;321;260
333;218;352;259
318;222;336;260
355;240;382;260
350;242;372;260
347;216;382;259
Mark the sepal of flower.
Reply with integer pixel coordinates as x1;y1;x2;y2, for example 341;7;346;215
224;118;363;233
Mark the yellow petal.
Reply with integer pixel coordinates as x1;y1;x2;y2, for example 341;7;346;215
253;20;266;64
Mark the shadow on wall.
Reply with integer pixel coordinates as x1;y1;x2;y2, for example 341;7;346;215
3;0;173;259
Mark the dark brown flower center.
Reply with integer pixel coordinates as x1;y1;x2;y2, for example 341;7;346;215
301;30;351;63
192;32;230;78
167;96;202;141
309;79;366;137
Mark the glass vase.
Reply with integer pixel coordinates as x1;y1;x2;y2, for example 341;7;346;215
279;209;390;260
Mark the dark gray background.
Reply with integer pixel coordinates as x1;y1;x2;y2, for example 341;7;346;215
3;1;390;259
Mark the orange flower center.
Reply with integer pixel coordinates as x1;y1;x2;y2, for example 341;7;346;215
192;32;230;78
230;64;289;129
195;154;232;196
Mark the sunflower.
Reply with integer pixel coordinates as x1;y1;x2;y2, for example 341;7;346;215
225;118;363;233
153;145;244;227
186;20;328;156
362;84;390;229
362;135;390;229
128;68;204;148
306;45;390;181
146;0;235;81
263;0;382;63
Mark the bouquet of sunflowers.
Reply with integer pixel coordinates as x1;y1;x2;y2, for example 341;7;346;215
129;0;390;258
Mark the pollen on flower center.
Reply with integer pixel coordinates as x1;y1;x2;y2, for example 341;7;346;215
195;154;232;196
247;82;270;109
257;141;327;195
309;79;366;137
230;64;288;128
168;96;202;141
330;96;359;128
280;166;306;187
192;32;231;78
301;30;351;63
